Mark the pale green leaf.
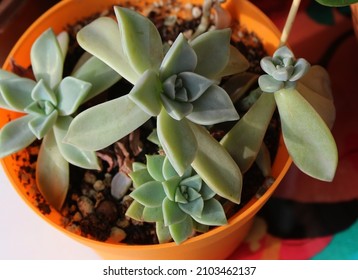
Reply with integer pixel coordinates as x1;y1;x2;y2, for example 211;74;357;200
191;198;227;226
162;157;178;180
215;45;250;78
187;84;239;125
190;123;242;204
56;31;69;57
178;72;213;101
0;115;37;157
53;116;100;169
221;93;276;173
146;155;165;182
130;181;165;207
129;168;153;188
162;176;181;201
28;110;58;139
142;206;163;222
36;130;69;211
180;174;202;191
160;33;197;81
114;7;163;75
76;17;139;84
31;79;57;104
162;197;187;226
0;78;35;111
125;200;144;220
31;28;64;89
275;88;338;181
0;69;19;80
128;69;162;116
55;77;91;116
64;95;151;151
156;221;172;243
72;55;122;102
190;29;231;79
168;215;194;244
179;197;204;218
157;110;198;176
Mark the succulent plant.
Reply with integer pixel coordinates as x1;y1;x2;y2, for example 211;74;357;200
0;28;120;210
315;0;358;6
64;6;249;204
221;46;338;182
126;154;227;244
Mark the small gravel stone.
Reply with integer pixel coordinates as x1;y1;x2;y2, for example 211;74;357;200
77;196;94;217
109;227;127;243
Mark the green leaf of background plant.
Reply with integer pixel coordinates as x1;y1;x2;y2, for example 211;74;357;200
157;110;198;176
76;17;139;84
216;46;250;78
53;116;100;169
114;7;163;75
275;88;338;181
221;93;276;173
315;0;357;7
0;115;37;157
190;123;242;204
64;95;151;151
31;29;64;89
36;130;69;211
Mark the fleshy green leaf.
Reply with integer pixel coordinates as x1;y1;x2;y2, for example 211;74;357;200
274;88;338;181
162;176;181;201
130;181;166;207
72;55;121;102
190;123;242;204
258;74;284;93
162;157;178;180
64;95;151;151
125;200;145;220
55;77;92;116
178;72;213;101
156;221;172;243
28;110;58;139
36;130;69;211
180;174;202;192
216;45;250;78
0;69;19;80
221;93;276;173
190;29;231;79
31;79;57;104
179;197;204;218
187;84;239;125
0;115;37;157
168;215;194;244
160;94;193;120
157;110;198;176
53;116;100;169
128;69;163;116
191;198;227;226
114;7;163;75
0;78;36;111
142;206;163;222
314;0;357;7
56;31;69;57
31;28;64;89
129;168;153;188
76;17;139;84
146;155;165;182
160;33;197;81
163;197;187;226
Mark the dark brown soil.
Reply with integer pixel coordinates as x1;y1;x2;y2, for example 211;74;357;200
11;1;280;245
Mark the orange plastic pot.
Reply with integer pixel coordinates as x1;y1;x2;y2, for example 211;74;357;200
1;0;291;259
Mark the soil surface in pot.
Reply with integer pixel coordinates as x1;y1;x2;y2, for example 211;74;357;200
10;0;280;245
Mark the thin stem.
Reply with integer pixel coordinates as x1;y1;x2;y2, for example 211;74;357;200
280;0;302;46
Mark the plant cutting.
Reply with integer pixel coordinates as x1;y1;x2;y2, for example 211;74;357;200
0;0;338;259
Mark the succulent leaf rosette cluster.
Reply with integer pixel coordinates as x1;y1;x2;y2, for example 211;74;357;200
126;154;227;244
0;29;120;210
64;6;249;204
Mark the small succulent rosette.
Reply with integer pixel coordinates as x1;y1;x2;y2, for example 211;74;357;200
126;154;227;244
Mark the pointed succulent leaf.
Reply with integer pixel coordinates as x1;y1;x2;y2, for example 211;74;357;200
163;176;181;201
221;93;276;173
191;198;227;226
0;69;19;80
142;206;163;222
31;79;57;104
55;77;92;116
132;162;146;171
0;115;37;157
156;221;172;243
258;74;284;93
31;28;64;89
157;110;198;176
290;58;310;81
146;154;166;182
129;181;166;207
178;72;213;102
0;78;36;111
274;45;294;59
128;69;163;116
56;31;69;57
64;95;151;151
180;174;202;192
216;45;250;78
160;33;197;81
76;17;139;84
272;65;294;81
114;7;163;75
179;197;204;218
190;29;231;79
190;123;242;204
274;88;338;181
200;183;216;200
168;215;194;244
129;168;153;188
53;116;100;169
260;57;276;76
255;143;272;178
162;157;178;180
175;187;188;203
163;197;187;226
28;110;58;139
160;94;193;120
125;200;145;220
72;55;121;102
36;130;69;211
186;84;239;125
